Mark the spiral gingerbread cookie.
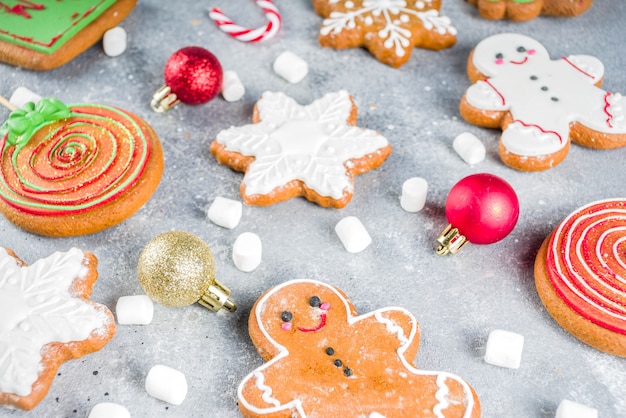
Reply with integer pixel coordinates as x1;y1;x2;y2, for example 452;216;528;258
0;0;137;70
534;199;626;357
0;247;116;410
0;98;163;237
239;279;480;417
460;33;626;171
466;0;593;21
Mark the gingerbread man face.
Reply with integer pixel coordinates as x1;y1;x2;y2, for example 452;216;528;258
460;33;626;172
238;279;480;417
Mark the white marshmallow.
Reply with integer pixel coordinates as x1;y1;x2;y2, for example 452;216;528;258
400;177;428;212
273;51;308;83
103;27;127;57
116;295;154;325
453;132;486;165
9;87;42;108
88;402;130;418
335;216;372;253
222;70;245;102
232;232;262;272
484;329;524;369
556;399;598;418
207;196;243;229
145;365;188;405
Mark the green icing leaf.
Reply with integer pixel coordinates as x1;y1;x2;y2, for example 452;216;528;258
0;98;70;146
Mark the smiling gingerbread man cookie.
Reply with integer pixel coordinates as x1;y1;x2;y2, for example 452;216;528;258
238;279;480;417
460;33;626;171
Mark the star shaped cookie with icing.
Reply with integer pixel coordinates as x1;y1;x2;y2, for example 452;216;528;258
460;33;626;171
312;0;457;68
0;247;115;411
210;91;392;208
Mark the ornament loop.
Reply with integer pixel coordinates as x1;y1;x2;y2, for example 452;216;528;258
435;224;468;256
150;85;179;113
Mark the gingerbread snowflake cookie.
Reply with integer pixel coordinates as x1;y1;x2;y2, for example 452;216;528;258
0;247;115;411
312;0;457;68
460;33;626;171
210;91;392;208
238;279;480;417
466;0;592;21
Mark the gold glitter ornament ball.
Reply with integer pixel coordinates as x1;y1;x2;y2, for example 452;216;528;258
138;231;236;312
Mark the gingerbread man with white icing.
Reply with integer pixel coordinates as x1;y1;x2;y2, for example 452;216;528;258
238;279;480;417
460;33;626;171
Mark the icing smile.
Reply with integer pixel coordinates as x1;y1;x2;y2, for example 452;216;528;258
510;57;528;65
280;296;331;332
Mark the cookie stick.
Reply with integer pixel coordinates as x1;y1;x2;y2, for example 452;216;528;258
0;95;17;111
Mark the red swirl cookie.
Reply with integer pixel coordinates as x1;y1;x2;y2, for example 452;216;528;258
466;0;592;21
534;199;626;357
0;98;163;236
238;279;480;417
0;247;116;411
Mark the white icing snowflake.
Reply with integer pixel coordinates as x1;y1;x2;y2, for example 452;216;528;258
214;91;390;206
320;0;456;58
0;248;104;397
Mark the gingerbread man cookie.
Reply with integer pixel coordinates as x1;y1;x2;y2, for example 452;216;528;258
0;0;137;70
238;279;480;417
460;33;626;171
466;0;592;21
0;247;116;410
0;98;163;236
312;0;457;68
210;91;392;208
534;199;626;357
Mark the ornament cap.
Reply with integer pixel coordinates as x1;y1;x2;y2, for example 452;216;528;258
151;85;179;112
435;224;468;256
198;279;237;312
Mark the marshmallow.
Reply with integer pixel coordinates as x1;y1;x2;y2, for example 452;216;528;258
103;27;127;57
207;196;243;229
116;295;154;325
273;51;308;83
9;87;42;108
145;365;188;405
88;402;131;418
400;177;428;212
222;70;245;102
232;232;262;272
556;399;598;418
484;329;524;369
335;216;372;253
453;132;486;165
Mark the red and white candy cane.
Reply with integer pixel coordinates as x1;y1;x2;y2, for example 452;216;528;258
209;0;281;43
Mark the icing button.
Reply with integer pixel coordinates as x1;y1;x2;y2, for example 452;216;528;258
325;347;335;356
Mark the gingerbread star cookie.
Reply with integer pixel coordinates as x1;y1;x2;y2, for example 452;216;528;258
0;0;137;70
534;199;626;357
0;247;115;410
312;0;457;68
210;91;392;208
238;279;480;417
460;33;626;171
466;0;592;21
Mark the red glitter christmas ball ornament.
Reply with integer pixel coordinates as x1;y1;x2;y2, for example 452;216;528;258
436;173;519;255
151;46;223;112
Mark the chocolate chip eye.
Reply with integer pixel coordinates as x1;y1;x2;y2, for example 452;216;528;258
495;53;504;59
517;46;526;53
281;311;293;322
309;296;322;308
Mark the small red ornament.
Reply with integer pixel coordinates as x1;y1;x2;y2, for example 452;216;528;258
436;173;519;255
151;46;223;112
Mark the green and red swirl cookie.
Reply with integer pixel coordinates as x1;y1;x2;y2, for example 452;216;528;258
0;98;163;236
